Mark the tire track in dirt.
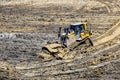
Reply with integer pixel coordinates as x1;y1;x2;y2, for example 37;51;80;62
94;20;120;46
15;40;120;78
98;0;120;13
14;19;120;78
17;44;120;77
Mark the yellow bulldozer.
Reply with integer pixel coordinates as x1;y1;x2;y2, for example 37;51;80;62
37;22;93;60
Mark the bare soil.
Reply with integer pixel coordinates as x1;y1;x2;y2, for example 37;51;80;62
0;0;120;79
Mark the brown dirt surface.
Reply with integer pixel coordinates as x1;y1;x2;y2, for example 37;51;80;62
0;0;120;80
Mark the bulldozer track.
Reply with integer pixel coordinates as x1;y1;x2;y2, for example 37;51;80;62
16;41;120;77
98;0;120;13
94;20;120;46
17;50;120;78
50;58;120;76
21;58;120;79
14;18;120;79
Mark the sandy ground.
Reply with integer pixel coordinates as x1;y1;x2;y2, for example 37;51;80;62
0;0;120;79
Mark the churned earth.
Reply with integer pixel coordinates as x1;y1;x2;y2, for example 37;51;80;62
0;0;120;79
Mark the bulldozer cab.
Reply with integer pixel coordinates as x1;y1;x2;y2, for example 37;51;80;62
70;22;91;40
58;22;92;47
70;23;85;32
70;23;85;40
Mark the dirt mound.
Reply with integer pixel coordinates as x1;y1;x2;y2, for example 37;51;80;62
94;20;120;46
0;61;15;79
